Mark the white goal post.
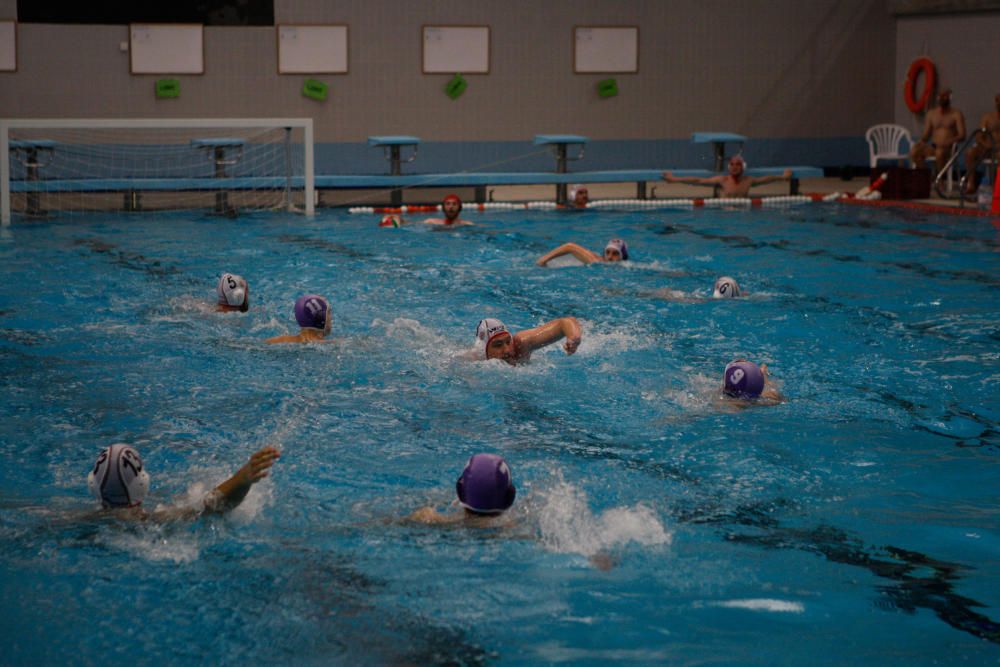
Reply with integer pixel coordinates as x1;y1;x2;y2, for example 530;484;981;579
2;117;314;224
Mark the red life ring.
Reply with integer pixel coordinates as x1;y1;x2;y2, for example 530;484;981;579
904;57;936;113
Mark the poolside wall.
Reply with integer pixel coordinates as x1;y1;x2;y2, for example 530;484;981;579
0;1;996;172
893;12;1000;140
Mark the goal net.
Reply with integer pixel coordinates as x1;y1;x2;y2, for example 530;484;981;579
2;118;314;223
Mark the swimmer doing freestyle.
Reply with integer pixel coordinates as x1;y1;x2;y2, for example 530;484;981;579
536;238;629;266
475;316;581;364
87;443;279;521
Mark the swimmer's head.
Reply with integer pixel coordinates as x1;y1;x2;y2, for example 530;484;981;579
87;444;150;508
379;214;402;228
476;317;514;361
456;453;516;515
294;294;331;334
570;185;589;207
938;88;952;108
728;155;747;174
723;360;765;399
713;276;742;298
217;273;249;312
442;194;462;221
604;238;629;261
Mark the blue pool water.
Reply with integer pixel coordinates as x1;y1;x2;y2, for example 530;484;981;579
1;205;998;665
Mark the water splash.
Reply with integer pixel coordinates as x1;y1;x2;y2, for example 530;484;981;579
535;473;671;559
713;598;804;613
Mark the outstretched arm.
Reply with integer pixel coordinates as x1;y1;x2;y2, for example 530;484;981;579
749;169;792;187
537;243;602;266
204;446;281;513
515;317;582;355
662;171;724;187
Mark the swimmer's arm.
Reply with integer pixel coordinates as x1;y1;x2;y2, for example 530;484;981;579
266;334;299;344
515;316;582;355
203;447;280;513
955;111;967;143
749;169;792;186
537;243;601;266
661;171;723;186
404;507;459;525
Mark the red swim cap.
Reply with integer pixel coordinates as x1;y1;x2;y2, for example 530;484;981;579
443;194;462;210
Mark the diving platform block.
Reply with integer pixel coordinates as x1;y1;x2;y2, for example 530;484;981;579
368;136;421;206
534;134;588;204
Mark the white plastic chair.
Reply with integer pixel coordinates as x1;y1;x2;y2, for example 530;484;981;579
865;124;912;168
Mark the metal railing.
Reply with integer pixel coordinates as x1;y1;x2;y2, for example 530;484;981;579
934;127;996;205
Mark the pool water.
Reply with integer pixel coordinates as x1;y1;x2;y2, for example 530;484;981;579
0;205;998;664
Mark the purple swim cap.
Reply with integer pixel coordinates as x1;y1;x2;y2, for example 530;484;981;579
456;453;516;514
294;294;329;330
723;360;765;399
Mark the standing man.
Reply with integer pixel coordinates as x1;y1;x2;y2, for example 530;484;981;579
910;88;966;176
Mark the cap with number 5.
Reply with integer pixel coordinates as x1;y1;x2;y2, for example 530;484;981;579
217;273;249;311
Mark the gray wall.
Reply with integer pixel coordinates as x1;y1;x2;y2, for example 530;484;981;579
0;0;904;169
894;11;1000;137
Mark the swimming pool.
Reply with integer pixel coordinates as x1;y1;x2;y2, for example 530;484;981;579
1;204;997;664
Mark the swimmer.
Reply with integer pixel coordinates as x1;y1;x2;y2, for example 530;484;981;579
87;443;280;521
265;294;333;344
424;194;473;226
662;156;792;197
569;185;590;208
378;214;404;228
475;316;581;365
406;453;516;525
721;359;782;403
217;273;249;312
713;276;743;298
537;238;629;266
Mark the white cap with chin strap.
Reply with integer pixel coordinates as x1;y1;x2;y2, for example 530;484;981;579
476;318;510;358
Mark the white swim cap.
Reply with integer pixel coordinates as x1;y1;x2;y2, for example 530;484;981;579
87;444;150;508
217;273;248;310
604;238;629;260
476;318;510;358
713;276;742;298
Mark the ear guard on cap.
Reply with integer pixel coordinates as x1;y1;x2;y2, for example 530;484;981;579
87;444;150;508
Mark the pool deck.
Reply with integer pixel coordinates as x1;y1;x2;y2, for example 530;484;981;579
448;176;993;216
483;176;962;206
